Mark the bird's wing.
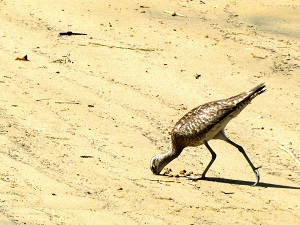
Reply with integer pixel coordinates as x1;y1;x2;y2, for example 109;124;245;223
173;83;266;137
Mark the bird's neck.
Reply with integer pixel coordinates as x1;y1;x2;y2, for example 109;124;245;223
158;142;183;171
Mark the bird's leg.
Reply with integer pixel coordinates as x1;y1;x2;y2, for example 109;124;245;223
202;141;217;178
218;131;260;186
187;141;216;181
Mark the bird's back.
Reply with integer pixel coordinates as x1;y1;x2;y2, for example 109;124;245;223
172;84;266;148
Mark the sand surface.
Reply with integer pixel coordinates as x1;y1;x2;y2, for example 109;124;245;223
1;0;300;224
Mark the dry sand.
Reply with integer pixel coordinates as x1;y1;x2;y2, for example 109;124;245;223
0;0;300;224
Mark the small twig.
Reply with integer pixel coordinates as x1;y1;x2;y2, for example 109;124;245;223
36;98;52;102
59;31;87;36
80;155;94;158
221;191;234;195
89;42;155;52
279;146;300;166
55;101;80;104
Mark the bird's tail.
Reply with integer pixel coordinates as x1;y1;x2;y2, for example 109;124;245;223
247;83;266;100
226;83;266;107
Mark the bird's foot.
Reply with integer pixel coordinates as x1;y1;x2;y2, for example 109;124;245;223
252;168;260;186
186;174;206;181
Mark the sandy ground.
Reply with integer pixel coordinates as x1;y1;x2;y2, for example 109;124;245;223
1;0;300;224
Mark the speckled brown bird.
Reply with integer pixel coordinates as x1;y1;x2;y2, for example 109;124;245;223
150;83;266;186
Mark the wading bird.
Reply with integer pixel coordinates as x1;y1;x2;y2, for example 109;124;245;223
150;83;266;186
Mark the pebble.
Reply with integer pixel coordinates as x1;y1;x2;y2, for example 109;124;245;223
180;169;186;175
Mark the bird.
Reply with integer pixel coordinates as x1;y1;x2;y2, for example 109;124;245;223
150;83;266;186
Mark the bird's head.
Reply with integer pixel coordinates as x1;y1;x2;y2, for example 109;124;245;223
150;155;164;175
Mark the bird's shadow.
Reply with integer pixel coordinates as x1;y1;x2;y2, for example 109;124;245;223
204;177;300;190
157;174;300;189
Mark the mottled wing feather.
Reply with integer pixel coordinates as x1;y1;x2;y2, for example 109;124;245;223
173;100;236;137
172;84;265;147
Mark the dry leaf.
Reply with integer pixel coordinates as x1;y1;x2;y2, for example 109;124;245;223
15;55;29;61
